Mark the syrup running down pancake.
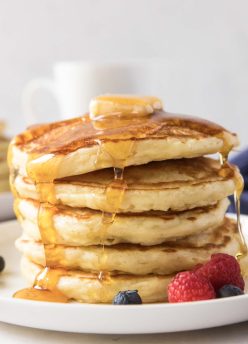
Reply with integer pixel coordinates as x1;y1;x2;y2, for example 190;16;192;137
9;94;246;304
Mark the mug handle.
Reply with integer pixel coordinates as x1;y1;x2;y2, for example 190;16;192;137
22;78;57;125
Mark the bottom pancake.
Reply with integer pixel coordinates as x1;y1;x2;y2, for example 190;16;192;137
16;217;242;275
20;256;172;303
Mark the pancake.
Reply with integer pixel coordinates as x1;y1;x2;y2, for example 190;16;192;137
20;256;172;303
8;111;238;180
15;197;229;246
11;158;241;212
16;217;241;275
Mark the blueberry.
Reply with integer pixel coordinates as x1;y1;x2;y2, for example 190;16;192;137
113;290;142;304
0;256;5;273
217;284;244;298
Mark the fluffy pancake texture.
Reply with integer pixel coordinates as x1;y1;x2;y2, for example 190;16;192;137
11;158;239;212
9;103;243;304
9;111;238;179
20;256;172;303
15;197;229;246
16;218;241;275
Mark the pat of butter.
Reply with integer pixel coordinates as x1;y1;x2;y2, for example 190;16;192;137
89;94;163;120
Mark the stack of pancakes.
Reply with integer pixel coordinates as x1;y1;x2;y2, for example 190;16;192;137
8;96;245;303
0;122;10;193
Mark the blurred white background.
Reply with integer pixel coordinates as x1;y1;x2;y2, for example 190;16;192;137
0;0;247;148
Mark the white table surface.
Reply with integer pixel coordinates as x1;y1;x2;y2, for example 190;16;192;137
1;321;248;344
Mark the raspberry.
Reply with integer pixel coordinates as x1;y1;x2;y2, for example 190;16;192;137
196;253;245;291
168;271;216;303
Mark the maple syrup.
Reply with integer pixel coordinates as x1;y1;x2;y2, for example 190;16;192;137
14;267;68;302
14;111;234;163
234;172;247;262
13;148;69;301
13;99;137;302
10;95;243;302
218;146;247;263
95;150;132;283
218;140;233;165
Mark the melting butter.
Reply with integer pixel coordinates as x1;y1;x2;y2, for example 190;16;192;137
90;94;163;120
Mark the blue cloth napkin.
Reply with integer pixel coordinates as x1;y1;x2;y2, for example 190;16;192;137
228;149;248;214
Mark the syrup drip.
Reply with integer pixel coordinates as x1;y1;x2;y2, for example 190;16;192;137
14;118;135;302
13;267;68;303
219;149;247;263
97;167;128;282
14;153;69;302
90;126;135;301
94;133;134;283
234;175;247;261
11;108;243;302
218;138;232;165
94;163;130;304
219;152;228;166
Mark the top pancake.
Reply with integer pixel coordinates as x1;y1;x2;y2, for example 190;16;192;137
9;111;238;180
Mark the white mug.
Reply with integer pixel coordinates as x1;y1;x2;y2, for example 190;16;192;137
22;61;153;125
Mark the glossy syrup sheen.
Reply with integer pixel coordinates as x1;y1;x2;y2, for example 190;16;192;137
12;109;243;303
97;166;130;283
219;153;247;264
234;171;247;262
14;124;135;302
14;178;70;302
13;267;68;303
13;111;234;155
13;140;70;301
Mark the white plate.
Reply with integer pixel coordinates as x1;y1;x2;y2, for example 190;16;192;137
0;192;14;221
0;216;248;334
